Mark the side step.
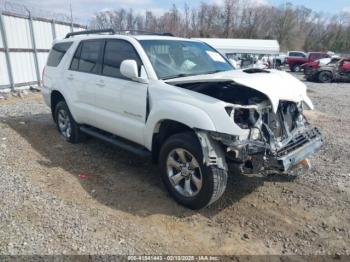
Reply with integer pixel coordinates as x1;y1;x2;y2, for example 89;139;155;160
80;126;151;157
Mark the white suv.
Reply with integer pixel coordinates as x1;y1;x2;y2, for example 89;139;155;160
42;29;323;209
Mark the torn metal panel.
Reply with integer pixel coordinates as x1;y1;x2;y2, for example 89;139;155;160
195;130;228;171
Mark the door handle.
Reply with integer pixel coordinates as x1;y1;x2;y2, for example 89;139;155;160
96;80;105;87
67;74;74;81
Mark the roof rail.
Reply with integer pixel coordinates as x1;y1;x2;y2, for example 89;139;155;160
114;30;174;36
65;29;115;39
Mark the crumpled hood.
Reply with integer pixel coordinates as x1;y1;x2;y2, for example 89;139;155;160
166;69;314;113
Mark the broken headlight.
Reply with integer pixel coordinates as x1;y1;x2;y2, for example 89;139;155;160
226;107;260;129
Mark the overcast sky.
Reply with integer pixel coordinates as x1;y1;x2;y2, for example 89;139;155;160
12;0;350;24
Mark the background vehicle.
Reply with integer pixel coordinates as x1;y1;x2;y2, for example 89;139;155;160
303;57;340;80
305;58;350;83
287;52;330;72
42;29;323;209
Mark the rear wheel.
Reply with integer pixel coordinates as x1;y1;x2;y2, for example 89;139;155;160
159;132;227;209
54;101;86;143
318;71;333;83
292;64;302;72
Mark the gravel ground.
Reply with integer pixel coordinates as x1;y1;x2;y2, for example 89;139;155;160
0;74;349;255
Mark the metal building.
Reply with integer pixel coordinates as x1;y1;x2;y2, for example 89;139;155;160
0;4;86;91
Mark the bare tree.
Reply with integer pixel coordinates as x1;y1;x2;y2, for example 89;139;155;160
90;1;350;52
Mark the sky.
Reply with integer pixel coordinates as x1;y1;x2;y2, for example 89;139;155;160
10;0;350;24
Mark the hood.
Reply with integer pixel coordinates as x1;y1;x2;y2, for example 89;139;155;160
166;69;313;113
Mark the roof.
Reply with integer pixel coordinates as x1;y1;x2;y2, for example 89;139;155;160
55;34;196;43
193;38;280;55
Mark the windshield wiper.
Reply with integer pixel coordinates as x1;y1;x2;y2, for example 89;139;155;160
163;70;226;80
205;69;223;75
162;73;197;80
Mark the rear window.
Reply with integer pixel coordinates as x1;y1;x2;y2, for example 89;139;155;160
47;42;73;67
289;52;305;57
70;40;104;74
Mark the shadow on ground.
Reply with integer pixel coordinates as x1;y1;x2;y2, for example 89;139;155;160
2;113;296;218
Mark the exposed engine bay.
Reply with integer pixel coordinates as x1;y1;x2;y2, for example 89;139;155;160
174;81;323;175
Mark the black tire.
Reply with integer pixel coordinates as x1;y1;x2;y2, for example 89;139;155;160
318;71;333;83
54;101;86;144
159;132;227;209
292;64;302;72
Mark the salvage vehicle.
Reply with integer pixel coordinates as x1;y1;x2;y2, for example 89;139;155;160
305;57;350;83
287;52;330;72
42;29;323;209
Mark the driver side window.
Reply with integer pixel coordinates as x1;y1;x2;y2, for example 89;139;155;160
102;40;142;79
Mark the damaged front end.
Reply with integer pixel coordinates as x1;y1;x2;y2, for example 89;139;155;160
208;100;323;175
173;80;323;176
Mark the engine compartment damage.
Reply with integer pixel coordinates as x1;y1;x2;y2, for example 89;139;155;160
176;81;324;175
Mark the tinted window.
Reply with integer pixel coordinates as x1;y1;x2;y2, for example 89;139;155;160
47;42;72;67
70;40;103;74
102;40;141;79
289;52;305;57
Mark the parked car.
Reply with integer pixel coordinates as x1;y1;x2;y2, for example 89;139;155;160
273;53;287;67
305;57;350;83
42;29;323;209
302;57;340;80
287;52;330;72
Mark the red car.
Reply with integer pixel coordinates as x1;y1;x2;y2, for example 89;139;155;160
304;58;350;83
287;52;330;72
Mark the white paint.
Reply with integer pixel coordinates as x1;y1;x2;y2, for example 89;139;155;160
3;16;32;49
33;20;53;49
0;52;10;86
9;52;36;84
194;38;280;55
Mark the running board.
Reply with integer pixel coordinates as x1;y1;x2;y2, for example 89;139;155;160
80;126;151;157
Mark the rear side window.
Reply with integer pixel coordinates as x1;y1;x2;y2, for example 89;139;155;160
102;40;142;79
47;42;72;67
70;40;104;74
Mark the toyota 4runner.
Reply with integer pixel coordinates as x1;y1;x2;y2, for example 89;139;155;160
42;29;323;209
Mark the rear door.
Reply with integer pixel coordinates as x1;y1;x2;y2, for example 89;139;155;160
64;39;104;126
93;39;148;146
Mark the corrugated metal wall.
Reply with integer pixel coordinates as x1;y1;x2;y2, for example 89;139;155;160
0;12;86;91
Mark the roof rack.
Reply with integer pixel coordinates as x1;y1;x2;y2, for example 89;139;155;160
115;30;174;36
65;29;115;39
65;28;174;39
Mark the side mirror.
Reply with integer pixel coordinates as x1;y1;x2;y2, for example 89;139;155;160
120;60;148;84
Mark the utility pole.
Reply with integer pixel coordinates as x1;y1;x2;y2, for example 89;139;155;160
69;0;73;32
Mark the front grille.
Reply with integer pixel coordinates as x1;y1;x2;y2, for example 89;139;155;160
277;127;322;157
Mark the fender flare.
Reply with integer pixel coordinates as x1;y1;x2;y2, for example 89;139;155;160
144;100;217;150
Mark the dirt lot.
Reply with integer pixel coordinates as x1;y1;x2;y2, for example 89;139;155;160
0;74;349;255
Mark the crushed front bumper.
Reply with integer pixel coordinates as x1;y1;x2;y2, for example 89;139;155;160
271;127;323;172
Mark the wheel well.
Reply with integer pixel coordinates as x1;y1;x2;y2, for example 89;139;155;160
51;91;65;121
151;120;194;163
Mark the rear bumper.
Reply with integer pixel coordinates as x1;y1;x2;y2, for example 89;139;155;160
272;127;323;172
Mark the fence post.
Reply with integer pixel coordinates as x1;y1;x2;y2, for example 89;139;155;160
0;12;15;90
51;19;56;40
27;12;41;87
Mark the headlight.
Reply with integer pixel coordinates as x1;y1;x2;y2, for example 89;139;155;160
233;108;259;129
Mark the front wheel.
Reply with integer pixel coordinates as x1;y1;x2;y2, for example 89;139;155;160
292;64;302;72
318;71;333;83
159;132;227;209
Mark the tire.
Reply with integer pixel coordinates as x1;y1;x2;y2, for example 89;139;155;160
275;60;281;67
159;132;227;209
318;71;333;83
292;64;302;72
54;100;86;144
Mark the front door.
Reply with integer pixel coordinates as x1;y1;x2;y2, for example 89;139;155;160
93;39;148;146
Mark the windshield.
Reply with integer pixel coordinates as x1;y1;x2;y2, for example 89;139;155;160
139;40;233;80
